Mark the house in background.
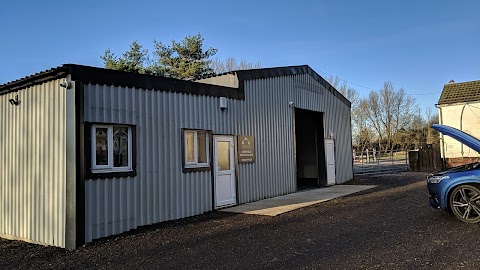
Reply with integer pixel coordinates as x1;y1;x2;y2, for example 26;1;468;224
0;64;352;248
437;79;480;167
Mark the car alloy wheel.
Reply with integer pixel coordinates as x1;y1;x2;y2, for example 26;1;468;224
450;185;480;223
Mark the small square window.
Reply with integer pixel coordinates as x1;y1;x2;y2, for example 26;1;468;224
183;129;210;171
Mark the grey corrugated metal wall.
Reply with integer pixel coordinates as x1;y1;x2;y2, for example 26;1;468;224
0;79;67;247
83;84;238;242
83;72;352;242
235;74;353;203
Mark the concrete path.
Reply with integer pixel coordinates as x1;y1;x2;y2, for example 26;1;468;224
220;185;377;216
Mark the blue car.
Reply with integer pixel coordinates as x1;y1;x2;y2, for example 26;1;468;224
427;124;480;223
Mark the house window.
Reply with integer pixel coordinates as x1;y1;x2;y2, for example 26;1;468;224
91;124;133;173
184;129;210;169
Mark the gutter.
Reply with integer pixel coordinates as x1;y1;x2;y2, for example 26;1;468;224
435;104;446;169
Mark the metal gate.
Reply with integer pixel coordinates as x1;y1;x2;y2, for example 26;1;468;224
353;149;409;175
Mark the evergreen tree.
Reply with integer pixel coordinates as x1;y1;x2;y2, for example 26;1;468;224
101;41;149;74
100;33;217;80
151;33;217;79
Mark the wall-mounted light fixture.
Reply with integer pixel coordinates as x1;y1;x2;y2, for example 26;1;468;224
59;80;71;89
288;101;295;107
219;97;228;110
329;130;335;139
9;95;20;106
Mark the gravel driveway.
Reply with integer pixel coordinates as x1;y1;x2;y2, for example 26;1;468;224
2;172;480;269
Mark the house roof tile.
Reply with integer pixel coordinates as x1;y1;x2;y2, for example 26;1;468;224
438;80;480;105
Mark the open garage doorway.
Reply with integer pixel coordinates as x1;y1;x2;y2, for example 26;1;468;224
295;108;327;190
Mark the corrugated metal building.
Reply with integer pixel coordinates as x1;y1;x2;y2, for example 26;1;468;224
0;64;352;248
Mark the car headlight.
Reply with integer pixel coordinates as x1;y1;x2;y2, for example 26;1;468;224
428;175;450;184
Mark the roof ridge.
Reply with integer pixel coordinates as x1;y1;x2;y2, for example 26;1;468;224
444;79;480;86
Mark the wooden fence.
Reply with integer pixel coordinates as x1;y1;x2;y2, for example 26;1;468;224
408;144;443;172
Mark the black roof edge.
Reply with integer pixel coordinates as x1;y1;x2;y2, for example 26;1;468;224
0;65;70;95
0;64;244;100
202;65;350;107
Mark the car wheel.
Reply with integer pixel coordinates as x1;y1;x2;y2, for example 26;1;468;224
449;185;480;223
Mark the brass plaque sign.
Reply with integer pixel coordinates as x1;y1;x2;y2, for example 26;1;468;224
238;136;255;163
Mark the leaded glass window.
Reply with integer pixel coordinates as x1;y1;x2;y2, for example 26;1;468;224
91;124;133;173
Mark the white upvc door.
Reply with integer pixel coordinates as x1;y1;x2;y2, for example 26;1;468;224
214;136;237;208
325;139;336;185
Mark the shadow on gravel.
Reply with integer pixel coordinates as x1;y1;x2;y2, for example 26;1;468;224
84;173;427;248
3;171;452;270
85;172;427;246
85;211;244;247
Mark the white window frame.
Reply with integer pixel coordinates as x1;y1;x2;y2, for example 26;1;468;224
184;130;210;168
91;124;133;173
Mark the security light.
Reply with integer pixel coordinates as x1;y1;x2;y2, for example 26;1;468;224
59;80;71;89
8;95;20;106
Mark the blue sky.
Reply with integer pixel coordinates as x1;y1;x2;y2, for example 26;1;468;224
1;1;479;113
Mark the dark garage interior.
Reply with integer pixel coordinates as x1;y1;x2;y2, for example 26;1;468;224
295;108;327;190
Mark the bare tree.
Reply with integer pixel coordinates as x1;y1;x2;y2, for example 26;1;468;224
425;111;439;144
327;76;359;106
327;77;426;152
327;76;363;149
354;100;377;151
362;82;418;152
210;57;261;73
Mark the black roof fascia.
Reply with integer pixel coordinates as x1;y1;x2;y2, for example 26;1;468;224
67;65;244;100
0;66;70;95
0;64;244;100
